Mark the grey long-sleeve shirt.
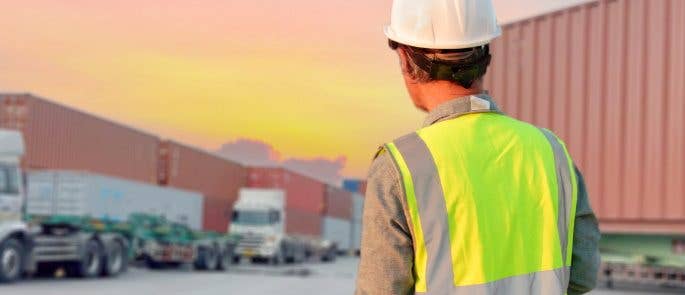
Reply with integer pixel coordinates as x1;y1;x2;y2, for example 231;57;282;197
355;97;601;295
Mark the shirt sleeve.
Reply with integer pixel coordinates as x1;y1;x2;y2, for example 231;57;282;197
355;151;415;295
568;166;601;295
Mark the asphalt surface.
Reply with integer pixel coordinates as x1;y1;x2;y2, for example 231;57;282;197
0;258;681;295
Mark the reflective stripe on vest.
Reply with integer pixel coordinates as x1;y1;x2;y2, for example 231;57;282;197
385;112;578;294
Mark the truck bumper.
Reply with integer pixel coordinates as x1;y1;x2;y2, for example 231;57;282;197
234;245;276;258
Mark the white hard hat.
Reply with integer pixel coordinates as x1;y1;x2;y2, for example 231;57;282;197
385;0;502;49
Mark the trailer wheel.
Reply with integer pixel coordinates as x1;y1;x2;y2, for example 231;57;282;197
0;238;23;283
217;247;232;271
102;241;127;277
194;246;218;271
269;244;285;266
67;239;102;278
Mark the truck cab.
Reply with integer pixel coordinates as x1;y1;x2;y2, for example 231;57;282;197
0;129;30;282
229;188;304;264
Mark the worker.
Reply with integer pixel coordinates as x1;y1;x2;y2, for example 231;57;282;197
355;0;600;294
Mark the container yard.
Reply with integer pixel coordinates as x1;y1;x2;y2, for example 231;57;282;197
1;0;684;293
485;0;685;288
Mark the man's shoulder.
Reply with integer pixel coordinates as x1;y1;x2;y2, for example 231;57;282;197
368;143;401;183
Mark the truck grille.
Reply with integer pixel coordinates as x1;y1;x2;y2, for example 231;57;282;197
237;235;264;248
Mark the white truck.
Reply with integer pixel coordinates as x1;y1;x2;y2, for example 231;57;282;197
0;129;29;282
229;188;306;264
229;188;340;264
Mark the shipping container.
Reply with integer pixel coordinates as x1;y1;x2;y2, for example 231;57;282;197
0;93;160;184
485;0;685;234
324;185;353;219
322;216;352;252
26;170;204;229
247;167;326;215
342;179;368;195
352;192;364;221
158;140;247;232
286;207;322;236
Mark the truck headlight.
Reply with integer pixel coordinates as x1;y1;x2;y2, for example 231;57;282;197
264;235;277;247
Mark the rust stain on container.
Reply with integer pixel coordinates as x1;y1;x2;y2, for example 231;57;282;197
0;93;160;184
158;140;247;232
487;0;685;233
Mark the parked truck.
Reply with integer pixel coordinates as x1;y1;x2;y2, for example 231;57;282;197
0;129;236;283
229;188;336;264
0;129;29;282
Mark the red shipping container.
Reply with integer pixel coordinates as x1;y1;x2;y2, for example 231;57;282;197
325;185;353;219
485;0;685;234
0;93;160;184
202;197;235;233
159;140;247;231
286;208;322;236
247;167;326;214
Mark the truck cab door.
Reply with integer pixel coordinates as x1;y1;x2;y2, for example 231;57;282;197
0;164;22;223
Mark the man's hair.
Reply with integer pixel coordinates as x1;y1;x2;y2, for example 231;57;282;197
389;40;491;88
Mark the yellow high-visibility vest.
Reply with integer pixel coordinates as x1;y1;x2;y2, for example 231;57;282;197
385;95;578;294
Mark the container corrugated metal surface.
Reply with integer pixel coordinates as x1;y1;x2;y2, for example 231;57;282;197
158;140;247;232
286;208;321;236
322;217;352;251
485;0;685;234
351;193;364;251
0;94;160;184
324;185;353;219
247;167;325;214
26;170;204;229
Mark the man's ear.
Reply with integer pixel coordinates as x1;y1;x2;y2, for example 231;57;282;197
397;47;410;73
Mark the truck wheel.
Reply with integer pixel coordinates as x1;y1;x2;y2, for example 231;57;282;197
217;248;232;271
67;239;102;278
102;241;127;277
269;245;285;266
194;246;218;271
0;238;23;283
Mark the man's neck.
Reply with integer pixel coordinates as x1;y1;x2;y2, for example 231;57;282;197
420;81;484;111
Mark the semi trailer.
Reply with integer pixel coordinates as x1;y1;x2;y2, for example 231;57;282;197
0;129;236;283
229;188;336;264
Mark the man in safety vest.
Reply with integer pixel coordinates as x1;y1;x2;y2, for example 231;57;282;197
355;0;600;294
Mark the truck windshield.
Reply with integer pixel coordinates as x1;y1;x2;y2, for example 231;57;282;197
0;164;19;195
232;210;273;225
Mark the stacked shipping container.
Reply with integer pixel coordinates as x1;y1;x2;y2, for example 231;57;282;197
323;185;353;252
0;93;160;184
158;140;247;232
485;0;685;234
246;167;325;236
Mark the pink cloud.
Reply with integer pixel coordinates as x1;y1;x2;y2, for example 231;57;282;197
217;138;346;184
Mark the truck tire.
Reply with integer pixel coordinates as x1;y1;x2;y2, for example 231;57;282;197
102;241;127;277
269;245;285;266
194;246;218;271
0;238;23;283
217;247;232;271
67;239;103;278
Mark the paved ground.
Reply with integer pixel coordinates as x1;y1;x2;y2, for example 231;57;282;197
0;258;680;295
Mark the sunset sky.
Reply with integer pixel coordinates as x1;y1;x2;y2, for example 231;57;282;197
0;0;591;180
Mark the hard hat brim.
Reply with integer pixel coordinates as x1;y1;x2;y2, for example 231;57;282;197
384;26;501;50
